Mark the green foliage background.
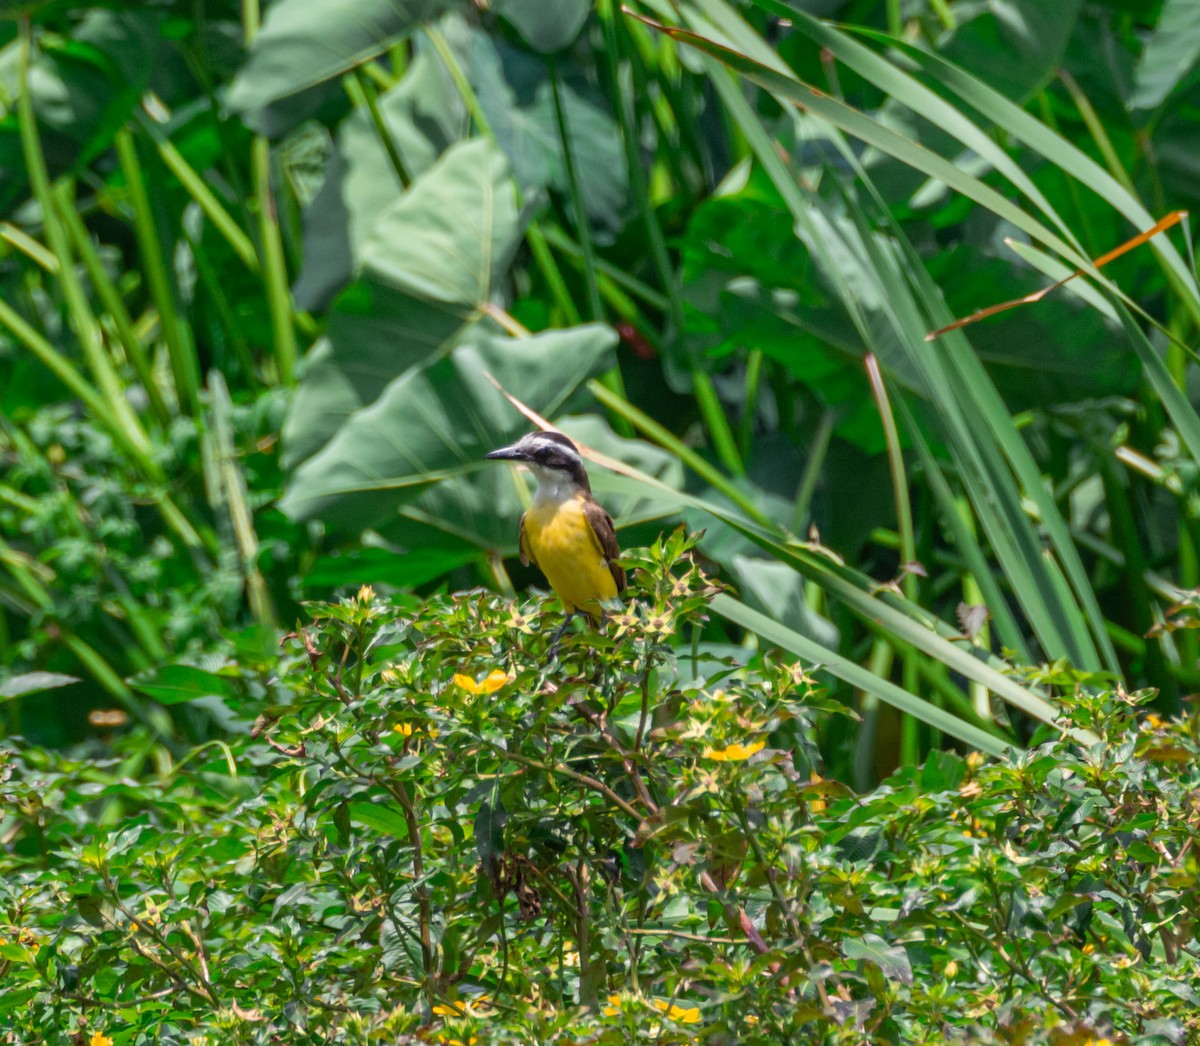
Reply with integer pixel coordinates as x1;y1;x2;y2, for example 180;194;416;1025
2;0;1200;1040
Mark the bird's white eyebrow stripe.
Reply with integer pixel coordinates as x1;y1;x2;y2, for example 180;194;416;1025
526;434;580;461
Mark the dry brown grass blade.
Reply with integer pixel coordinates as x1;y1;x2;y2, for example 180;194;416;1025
926;210;1189;341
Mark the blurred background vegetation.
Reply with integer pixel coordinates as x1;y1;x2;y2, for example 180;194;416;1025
2;0;1199;782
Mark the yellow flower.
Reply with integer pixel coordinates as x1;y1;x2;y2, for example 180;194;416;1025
356;585;375;603
604;994;700;1024
506;609;535;634
432;994;491;1017
393;723;414;737
944;960;958;978
644;612;674;636
91;1035;114;1046
652;998;701;1023
454;670;513;695
703;740;765;762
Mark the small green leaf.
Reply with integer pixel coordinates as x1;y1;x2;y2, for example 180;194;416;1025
842;934;913;985
128;665;233;704
349;801;410;837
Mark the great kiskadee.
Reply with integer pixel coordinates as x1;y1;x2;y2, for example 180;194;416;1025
486;431;624;625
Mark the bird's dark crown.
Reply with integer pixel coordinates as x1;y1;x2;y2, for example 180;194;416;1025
486;431;589;490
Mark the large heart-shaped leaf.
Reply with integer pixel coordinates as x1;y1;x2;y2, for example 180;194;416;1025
473;34;627;240
226;0;458;137
279;324;618;531
0;10;164;212
292;21;470;311
938;0;1082;103
1131;0;1200;110
282;137;522;467
493;0;591;54
377;413;685;551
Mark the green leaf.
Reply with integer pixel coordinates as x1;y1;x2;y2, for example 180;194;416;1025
731;555;839;648
0;10;164;211
0;671;80;699
283;137;523;467
1131;0;1200;110
842;933;913;985
302;544;480;593
937;0;1082;102
226;0;458;136
494;0;590;53
293;25;469;311
710;592;1012;757
280;323;618;531
474;34;628;239
128;665;233;705
474;797;505;874
349;800;410;836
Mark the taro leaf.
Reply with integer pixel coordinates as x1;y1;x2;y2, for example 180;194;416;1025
282;138;522;467
380;412;683;551
1131;0;1200;110
0;672;80;700
494;0;591;53
733;555;839;648
939;0;1082;103
0;10;163;212
226;0;459;137
842;933;913;985
925;243;1136;407
128;665;233;705
279;323;618;533
292;20;470;311
471;32;627;240
302;544;479;594
360;136;521;299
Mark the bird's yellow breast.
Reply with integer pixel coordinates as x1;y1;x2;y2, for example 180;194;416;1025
523;495;617;617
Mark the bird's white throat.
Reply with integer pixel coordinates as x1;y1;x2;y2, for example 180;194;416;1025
529;464;581;505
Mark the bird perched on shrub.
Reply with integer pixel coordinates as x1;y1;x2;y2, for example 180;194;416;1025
486;431;624;631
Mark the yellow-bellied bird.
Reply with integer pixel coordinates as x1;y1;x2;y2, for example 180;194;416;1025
486;431;624;624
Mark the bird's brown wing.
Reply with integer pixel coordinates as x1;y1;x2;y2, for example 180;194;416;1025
583;498;625;592
518;511;536;568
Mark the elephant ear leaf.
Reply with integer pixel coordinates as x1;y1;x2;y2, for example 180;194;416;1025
226;0;458;137
282;138;523;468
493;0;590;53
279;324;619;537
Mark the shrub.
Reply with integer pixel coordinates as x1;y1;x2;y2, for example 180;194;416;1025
1;536;1197;1043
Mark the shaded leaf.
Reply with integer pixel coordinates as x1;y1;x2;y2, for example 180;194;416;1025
283;137;522;467
280;324;618;531
1131;0;1200;110
842;933;913;985
128;665;233;704
226;0;457;136
494;0;590;53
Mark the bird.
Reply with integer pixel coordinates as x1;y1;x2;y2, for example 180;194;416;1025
486;431;624;631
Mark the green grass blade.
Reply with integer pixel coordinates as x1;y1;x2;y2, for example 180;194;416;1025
711;592;1013;756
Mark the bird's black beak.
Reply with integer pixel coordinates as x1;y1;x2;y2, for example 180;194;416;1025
485;443;525;462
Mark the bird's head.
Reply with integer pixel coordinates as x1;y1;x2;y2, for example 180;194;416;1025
486;431;589;492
